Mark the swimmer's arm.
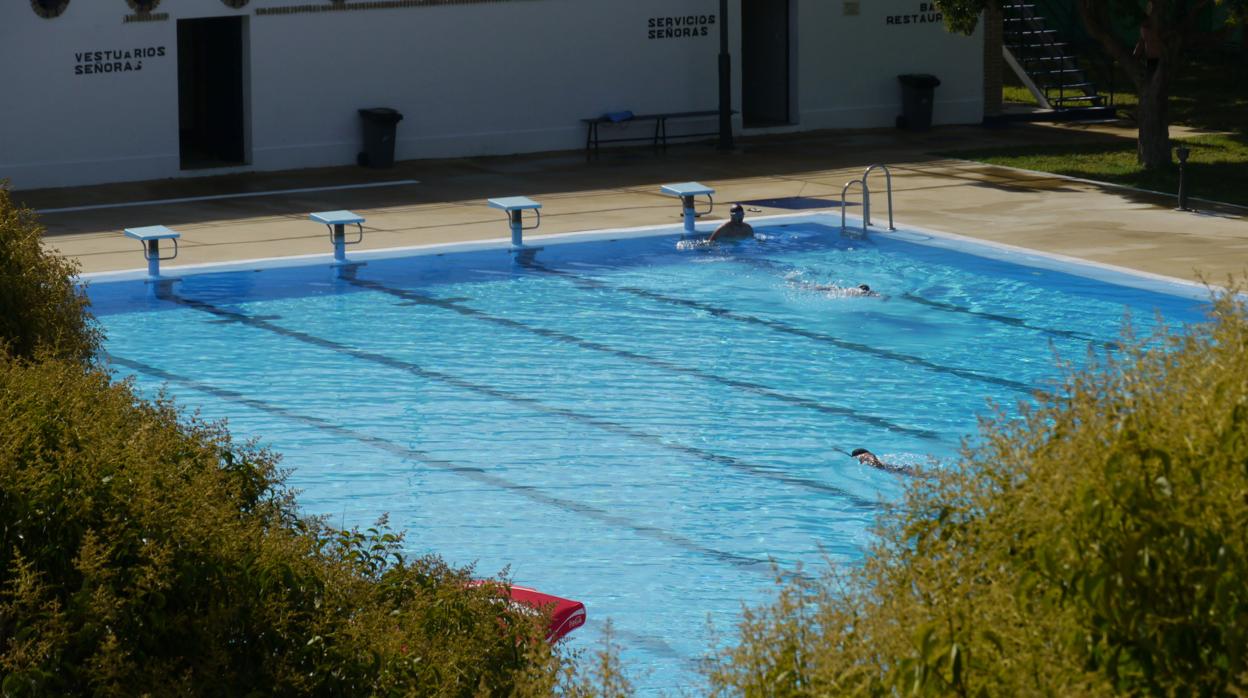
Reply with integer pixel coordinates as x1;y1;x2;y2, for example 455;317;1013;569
882;462;918;476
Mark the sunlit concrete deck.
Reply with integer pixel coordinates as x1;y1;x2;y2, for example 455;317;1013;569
18;121;1247;285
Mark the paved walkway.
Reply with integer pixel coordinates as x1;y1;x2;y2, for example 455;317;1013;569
19;121;1247;284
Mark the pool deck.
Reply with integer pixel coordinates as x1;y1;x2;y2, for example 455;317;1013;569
17;120;1248;285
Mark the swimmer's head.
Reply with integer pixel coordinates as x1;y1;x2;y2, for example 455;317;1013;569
730;204;745;220
858;284;871;292
850;448;872;457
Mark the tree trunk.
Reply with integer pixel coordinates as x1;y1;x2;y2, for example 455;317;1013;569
1136;66;1172;170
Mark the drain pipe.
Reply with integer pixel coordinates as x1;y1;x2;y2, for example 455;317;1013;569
716;0;734;150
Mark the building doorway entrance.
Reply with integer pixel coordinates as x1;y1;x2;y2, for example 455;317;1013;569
741;0;792;127
178;16;247;169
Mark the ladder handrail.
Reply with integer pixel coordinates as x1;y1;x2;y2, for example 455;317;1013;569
862;164;895;230
841;178;870;237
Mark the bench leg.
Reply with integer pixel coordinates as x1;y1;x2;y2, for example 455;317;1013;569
587;123;601;157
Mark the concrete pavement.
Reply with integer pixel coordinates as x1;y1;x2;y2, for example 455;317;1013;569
16;121;1247;284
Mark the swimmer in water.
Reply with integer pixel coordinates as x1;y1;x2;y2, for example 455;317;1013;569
850;448;916;475
706;204;755;243
792;280;880;297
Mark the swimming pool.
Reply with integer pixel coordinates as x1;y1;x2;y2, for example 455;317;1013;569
88;214;1208;694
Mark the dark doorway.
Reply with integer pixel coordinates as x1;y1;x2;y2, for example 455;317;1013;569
178;16;247;169
741;0;791;127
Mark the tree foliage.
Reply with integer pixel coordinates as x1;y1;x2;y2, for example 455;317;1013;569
935;0;1248;169
709;288;1248;696
0;185;100;365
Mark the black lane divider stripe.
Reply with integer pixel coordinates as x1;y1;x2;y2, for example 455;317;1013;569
745;256;1119;350
345;277;940;442
595;625;691;665
151;290;880;510
898;293;1121;351
107;358;754;666
107;354;799;578
526;262;1038;394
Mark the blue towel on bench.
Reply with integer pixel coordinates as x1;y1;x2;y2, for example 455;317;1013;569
603;110;634;122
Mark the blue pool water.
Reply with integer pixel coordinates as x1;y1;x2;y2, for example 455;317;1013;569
89;217;1207;694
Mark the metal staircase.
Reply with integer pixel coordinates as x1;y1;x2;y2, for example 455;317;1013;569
1002;1;1116;118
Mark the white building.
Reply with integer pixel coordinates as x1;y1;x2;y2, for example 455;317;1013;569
2;0;983;190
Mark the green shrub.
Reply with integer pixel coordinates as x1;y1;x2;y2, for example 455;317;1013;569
0;185;100;365
0;188;597;695
709;289;1248;697
559;621;633;698
0;356;569;696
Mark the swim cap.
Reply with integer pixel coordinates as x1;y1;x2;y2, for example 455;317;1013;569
850;448;871;457
730;204;744;214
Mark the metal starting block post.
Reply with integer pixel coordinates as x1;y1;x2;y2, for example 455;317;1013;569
310;210;366;264
124;225;180;279
487;196;542;262
660;182;715;234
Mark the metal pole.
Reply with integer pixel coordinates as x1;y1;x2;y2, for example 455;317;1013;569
717;0;734;150
332;223;346;262
510;210;524;247
1175;145;1191;211
861;181;871;234
681;195;697;233
147;240;160;278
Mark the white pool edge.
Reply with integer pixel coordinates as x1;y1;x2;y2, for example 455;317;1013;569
870;220;1220;302
80;210;1222;303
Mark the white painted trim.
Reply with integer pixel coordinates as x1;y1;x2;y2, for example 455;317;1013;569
37;180;421;215
1002;47;1051;109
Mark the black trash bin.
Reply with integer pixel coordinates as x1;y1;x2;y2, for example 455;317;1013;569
896;74;941;131
357;107;404;168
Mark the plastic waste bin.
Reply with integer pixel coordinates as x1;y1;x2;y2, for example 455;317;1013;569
896;74;941;131
357;107;404;168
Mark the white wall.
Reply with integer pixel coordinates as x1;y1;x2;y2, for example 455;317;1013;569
1;4;183;188
0;0;981;191
793;0;983;130
248;0;721;169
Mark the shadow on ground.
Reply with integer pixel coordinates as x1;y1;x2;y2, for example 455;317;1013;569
17;122;1173;239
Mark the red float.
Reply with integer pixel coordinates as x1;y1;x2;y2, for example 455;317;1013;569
471;581;586;643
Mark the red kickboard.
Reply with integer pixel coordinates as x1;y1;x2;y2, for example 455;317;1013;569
470;581;587;643
506;585;586;643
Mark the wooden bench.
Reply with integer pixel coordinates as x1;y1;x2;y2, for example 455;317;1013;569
581;110;727;153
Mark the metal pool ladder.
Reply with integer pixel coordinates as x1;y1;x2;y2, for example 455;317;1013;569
841;164;896;236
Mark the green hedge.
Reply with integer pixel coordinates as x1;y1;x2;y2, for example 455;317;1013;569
0;186;574;695
709;290;1248;696
0;187;100;366
0;357;566;695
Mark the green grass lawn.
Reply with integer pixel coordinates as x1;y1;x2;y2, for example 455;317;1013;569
1002;84;1039;105
1003;84;1139;111
948;133;1248;207
979;50;1248;206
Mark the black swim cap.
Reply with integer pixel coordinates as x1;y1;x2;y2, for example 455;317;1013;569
730;204;744;214
850;448;871;457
